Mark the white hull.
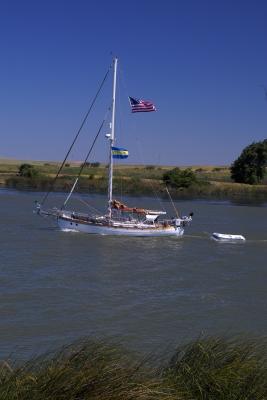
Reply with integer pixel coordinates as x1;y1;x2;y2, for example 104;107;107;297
57;216;184;237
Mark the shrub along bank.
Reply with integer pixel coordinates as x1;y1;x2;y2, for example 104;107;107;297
3;162;267;200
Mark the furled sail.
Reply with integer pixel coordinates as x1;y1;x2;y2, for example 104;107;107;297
111;200;166;215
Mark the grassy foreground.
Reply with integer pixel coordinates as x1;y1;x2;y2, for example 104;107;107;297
1;336;267;399
1;159;267;200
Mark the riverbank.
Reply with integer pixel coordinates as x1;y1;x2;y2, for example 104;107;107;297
1;335;267;399
1;159;267;201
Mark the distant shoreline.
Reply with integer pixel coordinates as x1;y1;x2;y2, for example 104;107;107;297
1;159;267;201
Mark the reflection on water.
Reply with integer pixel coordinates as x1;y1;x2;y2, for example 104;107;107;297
0;189;267;359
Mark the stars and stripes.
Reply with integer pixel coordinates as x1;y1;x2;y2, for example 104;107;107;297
129;97;156;113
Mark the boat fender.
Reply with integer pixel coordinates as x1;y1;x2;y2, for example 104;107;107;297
174;219;181;227
34;201;41;215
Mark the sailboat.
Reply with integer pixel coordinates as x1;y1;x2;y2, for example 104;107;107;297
36;58;193;236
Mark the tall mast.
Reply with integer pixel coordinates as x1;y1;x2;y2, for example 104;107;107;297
107;57;118;218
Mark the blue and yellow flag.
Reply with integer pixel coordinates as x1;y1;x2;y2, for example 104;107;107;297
112;147;129;159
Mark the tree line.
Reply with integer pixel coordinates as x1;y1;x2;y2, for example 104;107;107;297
163;139;267;188
230;139;267;184
17;139;267;188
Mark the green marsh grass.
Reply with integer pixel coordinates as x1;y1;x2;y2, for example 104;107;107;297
2;159;267;200
1;336;267;399
163;335;267;399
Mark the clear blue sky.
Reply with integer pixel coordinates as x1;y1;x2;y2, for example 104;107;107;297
0;0;267;166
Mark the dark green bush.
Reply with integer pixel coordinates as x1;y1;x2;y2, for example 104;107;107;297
18;163;40;178
163;168;198;188
231;139;267;184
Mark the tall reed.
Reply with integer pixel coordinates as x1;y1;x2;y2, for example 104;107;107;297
1;336;267;399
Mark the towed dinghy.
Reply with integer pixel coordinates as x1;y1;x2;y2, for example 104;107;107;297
211;232;246;242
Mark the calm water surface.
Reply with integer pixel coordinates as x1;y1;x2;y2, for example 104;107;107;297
0;189;267;359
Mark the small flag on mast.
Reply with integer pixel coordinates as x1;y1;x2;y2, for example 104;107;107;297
112;147;129;159
129;97;156;113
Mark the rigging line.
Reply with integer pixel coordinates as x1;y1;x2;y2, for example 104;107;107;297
76;197;102;215
118;64;135;135
135;138;167;213
260;84;267;102
40;63;112;206
62;106;111;208
119;64;166;212
165;186;180;218
116;71;123;144
115;68;126;203
118;62;131;105
117;67;128;144
63;178;79;208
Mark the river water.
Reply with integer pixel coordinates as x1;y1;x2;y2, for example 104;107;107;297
0;189;267;359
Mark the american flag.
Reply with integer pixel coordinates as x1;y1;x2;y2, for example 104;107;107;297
129;96;156;113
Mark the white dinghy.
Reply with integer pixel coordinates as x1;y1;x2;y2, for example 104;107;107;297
211;232;246;242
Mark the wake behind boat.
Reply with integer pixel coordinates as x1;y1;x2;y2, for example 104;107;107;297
35;58;193;236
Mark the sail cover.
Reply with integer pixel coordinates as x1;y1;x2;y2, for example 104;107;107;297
111;200;166;215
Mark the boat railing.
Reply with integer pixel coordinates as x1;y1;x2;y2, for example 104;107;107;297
61;210;96;218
